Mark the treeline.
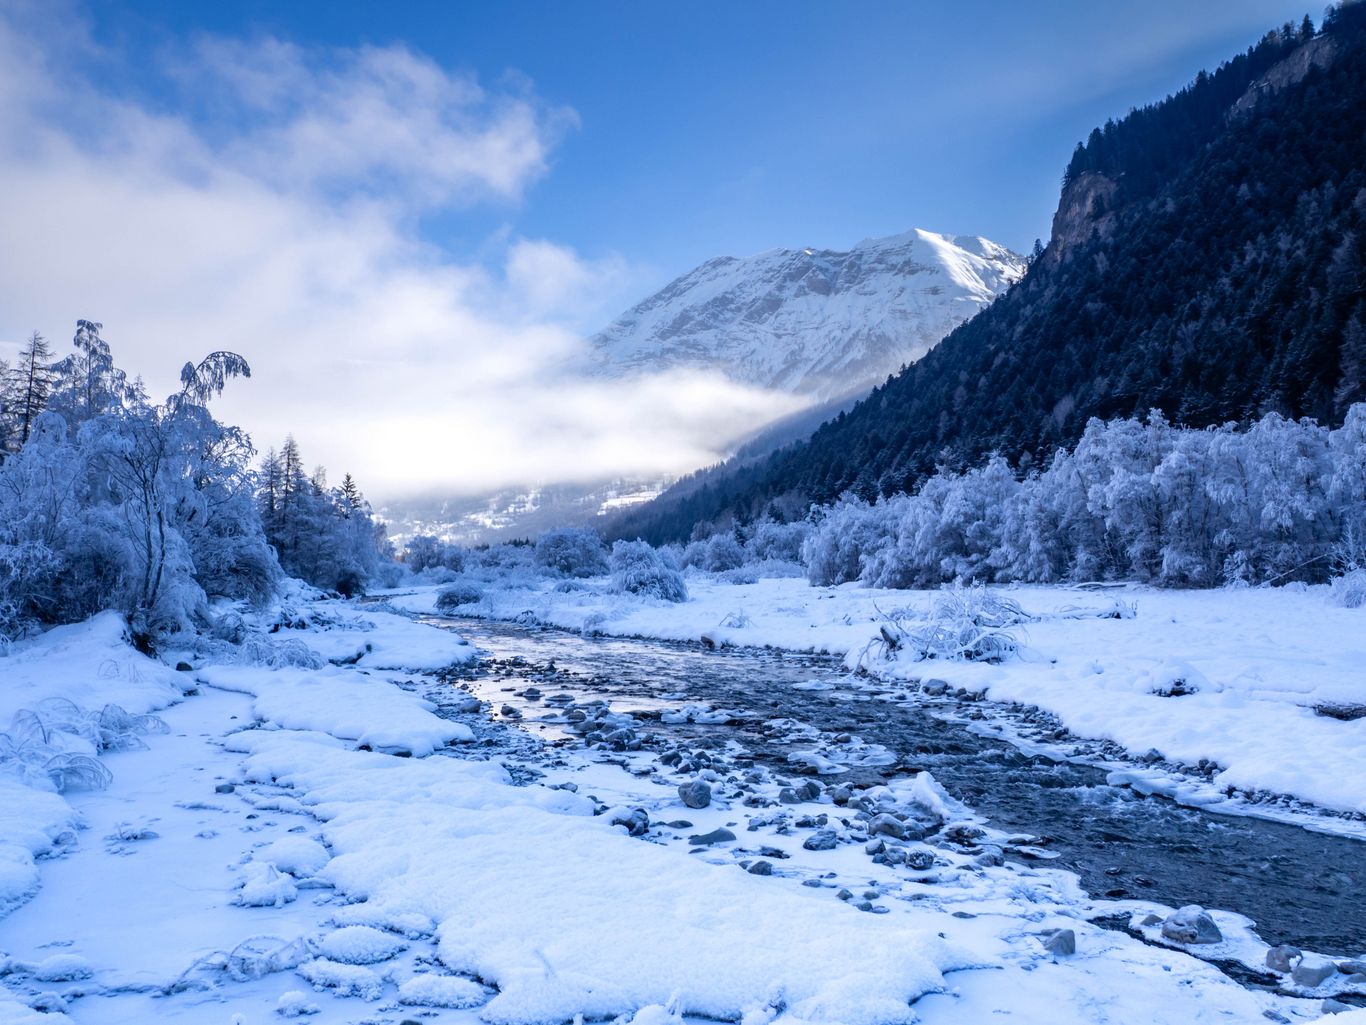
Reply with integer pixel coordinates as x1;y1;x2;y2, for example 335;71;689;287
0;321;388;644
612;2;1366;544
802;407;1366;589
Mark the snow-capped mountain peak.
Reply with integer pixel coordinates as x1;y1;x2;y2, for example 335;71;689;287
590;228;1025;401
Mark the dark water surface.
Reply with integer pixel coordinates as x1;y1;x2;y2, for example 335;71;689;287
426;615;1365;958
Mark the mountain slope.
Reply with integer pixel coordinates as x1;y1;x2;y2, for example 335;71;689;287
591;229;1025;401
611;6;1366;543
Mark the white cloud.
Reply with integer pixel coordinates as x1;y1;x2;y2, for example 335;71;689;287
0;7;799;500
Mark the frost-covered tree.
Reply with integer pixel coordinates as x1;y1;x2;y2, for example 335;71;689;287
610;540;687;601
48;320;129;428
534;528;609;578
0;328;273;641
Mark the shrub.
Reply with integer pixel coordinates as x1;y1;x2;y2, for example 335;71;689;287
610;540;687;602
534;528;609;578
1329;569;1366;608
699;534;745;573
435;582;484;611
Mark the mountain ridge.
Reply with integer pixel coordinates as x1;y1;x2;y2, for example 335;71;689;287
590;227;1025;401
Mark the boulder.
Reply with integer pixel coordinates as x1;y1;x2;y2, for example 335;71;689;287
1160;905;1222;945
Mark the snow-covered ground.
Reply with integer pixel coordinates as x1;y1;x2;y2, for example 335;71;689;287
1;586;1361;1024
388;576;1366;823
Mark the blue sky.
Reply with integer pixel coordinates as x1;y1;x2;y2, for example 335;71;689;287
86;0;1314;272
0;0;1318;497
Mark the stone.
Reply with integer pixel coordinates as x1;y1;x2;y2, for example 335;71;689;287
688;828;736;846
1334;959;1366;975
214;783;235;794
777;787;801;804
1265;944;1300;973
677;781;712;809
1320;999;1355;1015
829;786;853;806
803;829;839;852
836;888;853;901
868;814;907;840
1043;929;1077;956
1160;905;1223;945
921;679;949;696
1139;914;1165;927
747;860;773;876
610;808;650;837
974;846;1005;867
175;661;193;672
795;780;821;801
1291;954;1337;989
905;849;936;871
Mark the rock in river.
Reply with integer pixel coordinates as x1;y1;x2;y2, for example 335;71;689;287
1160;905;1223;945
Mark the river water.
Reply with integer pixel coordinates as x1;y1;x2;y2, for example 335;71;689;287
425;614;1365;960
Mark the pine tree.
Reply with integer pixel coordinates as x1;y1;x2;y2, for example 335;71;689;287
338;473;363;518
11;331;55;449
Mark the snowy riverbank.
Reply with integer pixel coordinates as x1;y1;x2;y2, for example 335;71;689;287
387;576;1366;822
0;591;1361;1023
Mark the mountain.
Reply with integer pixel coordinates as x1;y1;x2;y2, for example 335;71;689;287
610;5;1366;544
591;229;1026;401
387;228;1023;544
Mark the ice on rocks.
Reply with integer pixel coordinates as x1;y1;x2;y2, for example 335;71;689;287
29;953;93;982
275;989;320;1017
237;862;299;908
295;958;384;1000
315;925;407;965
397;973;488;1008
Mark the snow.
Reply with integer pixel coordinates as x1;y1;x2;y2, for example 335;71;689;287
314;925;406;965
201;662;475;755
590;227;1026;401
256;836;331;877
398;973;488;1007
0;589;1358;1024
0;611;189;724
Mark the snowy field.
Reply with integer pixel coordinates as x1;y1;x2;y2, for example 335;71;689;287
0;585;1362;1024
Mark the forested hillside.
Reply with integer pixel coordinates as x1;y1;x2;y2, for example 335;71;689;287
614;4;1366;543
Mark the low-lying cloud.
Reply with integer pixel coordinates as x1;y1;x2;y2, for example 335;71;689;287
0;4;801;499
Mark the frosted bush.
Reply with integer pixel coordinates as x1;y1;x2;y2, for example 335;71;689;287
235;638;325;670
435;582;484;611
699;534;745;572
165;935;311;994
745;518;811;563
610;540;687;602
534;528;609;577
875;585;1026;664
1329;569;1366;608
